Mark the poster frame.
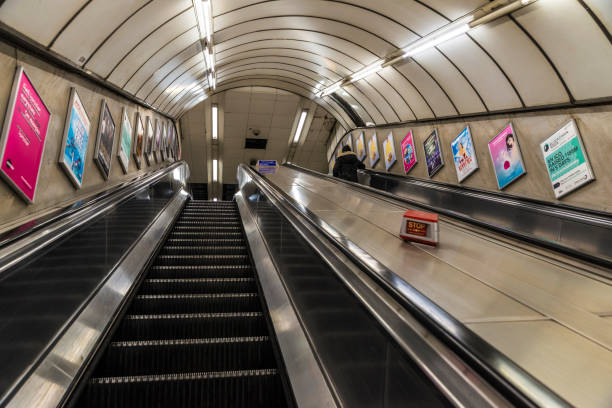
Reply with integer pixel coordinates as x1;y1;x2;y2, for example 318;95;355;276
368;133;379;168
356;131;366;161
93;99;116;180
488;122;527;190
451;125;479;183
59;88;91;189
132;111;144;169
400;130;417;175
144;116;153;166
160;121;167;162
153;118;161;163
382;131;396;171
345;134;353;151
423;128;444;178
117;107;131;174
540;119;595;198
0;65;52;204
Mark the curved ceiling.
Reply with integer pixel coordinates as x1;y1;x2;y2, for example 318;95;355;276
1;0;611;129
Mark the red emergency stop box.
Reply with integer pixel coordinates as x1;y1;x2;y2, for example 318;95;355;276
400;209;439;246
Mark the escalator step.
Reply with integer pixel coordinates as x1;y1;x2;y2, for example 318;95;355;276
155;254;250;266
139;278;256;294
165;238;245;246
130;293;260;314
83;369;285;408
174;226;242;231
147;265;252;279
160;246;247;256
94;336;274;376
115;312;267;340
169;232;244;239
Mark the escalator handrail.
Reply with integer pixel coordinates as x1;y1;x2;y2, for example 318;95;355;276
0;161;188;277
285;163;612;270
240;164;570;408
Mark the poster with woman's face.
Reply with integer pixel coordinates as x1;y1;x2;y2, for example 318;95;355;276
400;130;417;174
451;126;479;182
133;112;144;169
368;133;379;168
383;132;396;171
423;129;444;177
356;132;366;161
94;100;115;180
488;123;526;189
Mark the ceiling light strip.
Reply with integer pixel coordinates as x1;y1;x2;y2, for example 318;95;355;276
293;110;308;143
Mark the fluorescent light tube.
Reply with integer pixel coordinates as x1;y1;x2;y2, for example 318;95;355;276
402;22;471;58
203;0;212;42
212;104;218;140
193;0;206;40
321;82;342;97
349;62;383;83
293;110;308;143
212;159;218;181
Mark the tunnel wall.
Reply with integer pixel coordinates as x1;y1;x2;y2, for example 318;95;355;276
327;105;612;213
0;40;178;233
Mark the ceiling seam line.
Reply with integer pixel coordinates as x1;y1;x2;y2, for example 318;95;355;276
435;47;489;112
83;0;154;67
218;74;320;91
575;0;612;45
349;83;388;123
326;85;375;123
409;59;460;115
153;63;206;107
142;49;202;100
166;80;204;114
508;15;575;103
216;55;343;80
321;97;353;129
48;0;94;48
217;62;335;83
361;78;402;122
466;32;526;108
217;69;325;89
121;26;196;88
377;72;417;120
159;69;207;110
148;58;202;103
391;66;436;119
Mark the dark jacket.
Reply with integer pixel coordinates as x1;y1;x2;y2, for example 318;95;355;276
333;151;365;182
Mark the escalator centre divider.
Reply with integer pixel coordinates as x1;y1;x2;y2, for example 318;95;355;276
74;200;291;408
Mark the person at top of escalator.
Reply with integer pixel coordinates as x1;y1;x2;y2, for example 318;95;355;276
333;145;365;182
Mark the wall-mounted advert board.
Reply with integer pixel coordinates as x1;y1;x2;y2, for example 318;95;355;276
329;154;336;174
451;126;479;182
345;134;353;151
356;132;366;161
59;88;91;189
382;132;396;171
400;130;417;174
145;116;153;166
118;108;132;174
337;143;343;158
423;129;444;177
368;133;379;168
0;66;51;203
540;119;594;198
166;121;172;161
154;119;162;163
488;123;526;190
94;100;116;180
133;112;144;169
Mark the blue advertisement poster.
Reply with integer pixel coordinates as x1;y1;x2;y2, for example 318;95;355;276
59;88;90;188
423;129;444;177
451;126;479;182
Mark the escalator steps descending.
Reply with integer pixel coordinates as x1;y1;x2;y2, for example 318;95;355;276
77;201;288;408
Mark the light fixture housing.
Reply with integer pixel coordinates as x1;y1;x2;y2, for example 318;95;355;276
292;110;308;144
348;61;383;83
402;20;471;58
212;158;218;181
211;104;218;140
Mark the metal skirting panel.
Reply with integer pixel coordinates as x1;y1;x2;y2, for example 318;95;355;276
263;165;612;408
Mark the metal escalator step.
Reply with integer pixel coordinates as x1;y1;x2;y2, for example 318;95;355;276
165;238;245;246
147;265;252;279
94;336;274;377
173;226;242;232
176;220;240;225
139;278;256;294
115;312;267;340
130;293;260;314
169;231;244;239
155;254;250;266
160;246;247;256
83;369;285;408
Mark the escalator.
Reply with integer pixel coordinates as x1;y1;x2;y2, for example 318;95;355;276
73;200;289;408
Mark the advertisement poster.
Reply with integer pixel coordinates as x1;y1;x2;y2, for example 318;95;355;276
451;126;479;182
345;135;353;151
337;143;343;158
160;123;167;162
117;108;132;174
368;133;379;168
145;116;153;166
133;112;144;169
93;100;116;180
400;130;417;174
382;132;396;171
423;129;444;177
540;119;594;198
356;132;366;161
166;121;173;160
154;119;162;162
488;123;526;189
0;66;51;203
59;88;91;188
329;154;336;174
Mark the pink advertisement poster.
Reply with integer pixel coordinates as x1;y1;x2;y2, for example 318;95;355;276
400;130;417;174
0;67;51;203
488;123;526;189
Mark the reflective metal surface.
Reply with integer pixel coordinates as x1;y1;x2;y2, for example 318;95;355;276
236;191;338;408
4;190;188;408
0;165;189;405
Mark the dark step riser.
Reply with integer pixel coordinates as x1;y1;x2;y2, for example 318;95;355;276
155;256;249;266
147;267;252;279
160;247;247;256
139;281;256;295
130;296;260;314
